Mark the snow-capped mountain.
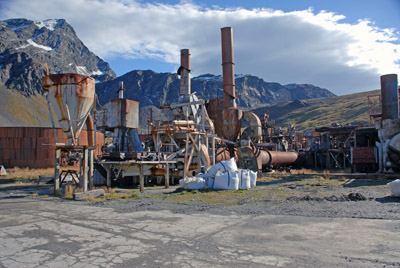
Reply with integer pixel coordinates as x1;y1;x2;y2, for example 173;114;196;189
0;18;115;95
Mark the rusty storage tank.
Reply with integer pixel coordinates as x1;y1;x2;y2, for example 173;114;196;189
42;73;95;145
0;127;103;168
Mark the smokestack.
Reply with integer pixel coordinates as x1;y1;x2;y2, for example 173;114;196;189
381;74;399;120
221;27;236;108
178;49;191;97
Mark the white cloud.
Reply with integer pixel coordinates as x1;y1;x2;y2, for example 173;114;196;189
1;0;400;95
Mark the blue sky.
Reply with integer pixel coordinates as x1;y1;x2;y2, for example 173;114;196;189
1;0;400;95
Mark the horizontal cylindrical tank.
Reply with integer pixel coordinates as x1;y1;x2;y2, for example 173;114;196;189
257;150;299;169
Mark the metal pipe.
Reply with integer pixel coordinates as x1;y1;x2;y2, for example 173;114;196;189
118;81;125;99
86;113;95;147
221;27;236;108
179;49;191;97
380;74;399;120
257;149;298;168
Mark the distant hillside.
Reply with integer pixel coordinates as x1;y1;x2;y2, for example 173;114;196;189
0;85;54;127
251;90;379;130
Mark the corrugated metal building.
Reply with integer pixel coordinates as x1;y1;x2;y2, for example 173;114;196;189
0;127;103;168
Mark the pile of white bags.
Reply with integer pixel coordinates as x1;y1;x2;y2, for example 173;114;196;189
387;179;400;197
179;158;258;191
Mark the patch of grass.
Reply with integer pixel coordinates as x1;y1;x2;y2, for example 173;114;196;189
0;167;53;183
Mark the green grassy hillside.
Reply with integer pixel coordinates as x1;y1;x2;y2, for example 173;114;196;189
0;85;54;127
251;90;380;130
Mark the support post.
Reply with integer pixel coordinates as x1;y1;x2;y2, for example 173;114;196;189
183;133;189;179
54;149;61;195
80;148;89;192
106;165;111;187
212;137;216;165
89;149;94;190
197;135;201;174
165;163;170;189
139;164;144;192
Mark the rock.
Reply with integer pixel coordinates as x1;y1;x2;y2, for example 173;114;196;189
38;175;53;184
73;189;105;201
347;192;367;201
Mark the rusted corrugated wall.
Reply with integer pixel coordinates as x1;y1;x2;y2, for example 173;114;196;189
0;127;103;168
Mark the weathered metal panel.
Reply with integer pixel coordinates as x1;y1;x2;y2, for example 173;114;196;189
97;99;139;129
352;147;376;164
380;74;399;120
0;127;104;168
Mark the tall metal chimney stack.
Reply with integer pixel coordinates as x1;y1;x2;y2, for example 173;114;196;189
179;49;191;97
381;74;399;120
221;27;236;108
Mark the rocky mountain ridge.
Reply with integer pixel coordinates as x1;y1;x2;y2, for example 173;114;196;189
96;71;335;109
0;18;116;96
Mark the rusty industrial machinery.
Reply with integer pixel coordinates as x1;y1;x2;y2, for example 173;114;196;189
150;48;216;179
207;27;299;172
42;27;310;194
42;73;96;193
93;82;176;191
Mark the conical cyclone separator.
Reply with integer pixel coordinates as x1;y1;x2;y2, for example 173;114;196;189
42;73;95;145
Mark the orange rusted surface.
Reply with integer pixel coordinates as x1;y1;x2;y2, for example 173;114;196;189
180;49;191;70
0;127;103;168
207;98;242;142
221;27;236;108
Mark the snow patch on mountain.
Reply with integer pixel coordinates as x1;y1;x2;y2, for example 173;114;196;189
34;19;58;31
16;39;53;51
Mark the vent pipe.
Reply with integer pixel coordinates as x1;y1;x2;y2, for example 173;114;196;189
221;27;236;108
118;81;125;99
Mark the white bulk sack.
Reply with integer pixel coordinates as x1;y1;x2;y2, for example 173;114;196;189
179;177;206;190
237;169;251;190
213;170;239;190
206;177;214;189
206;157;238;178
387;179;400;197
250;170;257;188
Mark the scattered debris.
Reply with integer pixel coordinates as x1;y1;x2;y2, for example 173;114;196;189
287;193;368;202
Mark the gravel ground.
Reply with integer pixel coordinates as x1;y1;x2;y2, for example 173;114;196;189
89;175;400;221
1;173;399;267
